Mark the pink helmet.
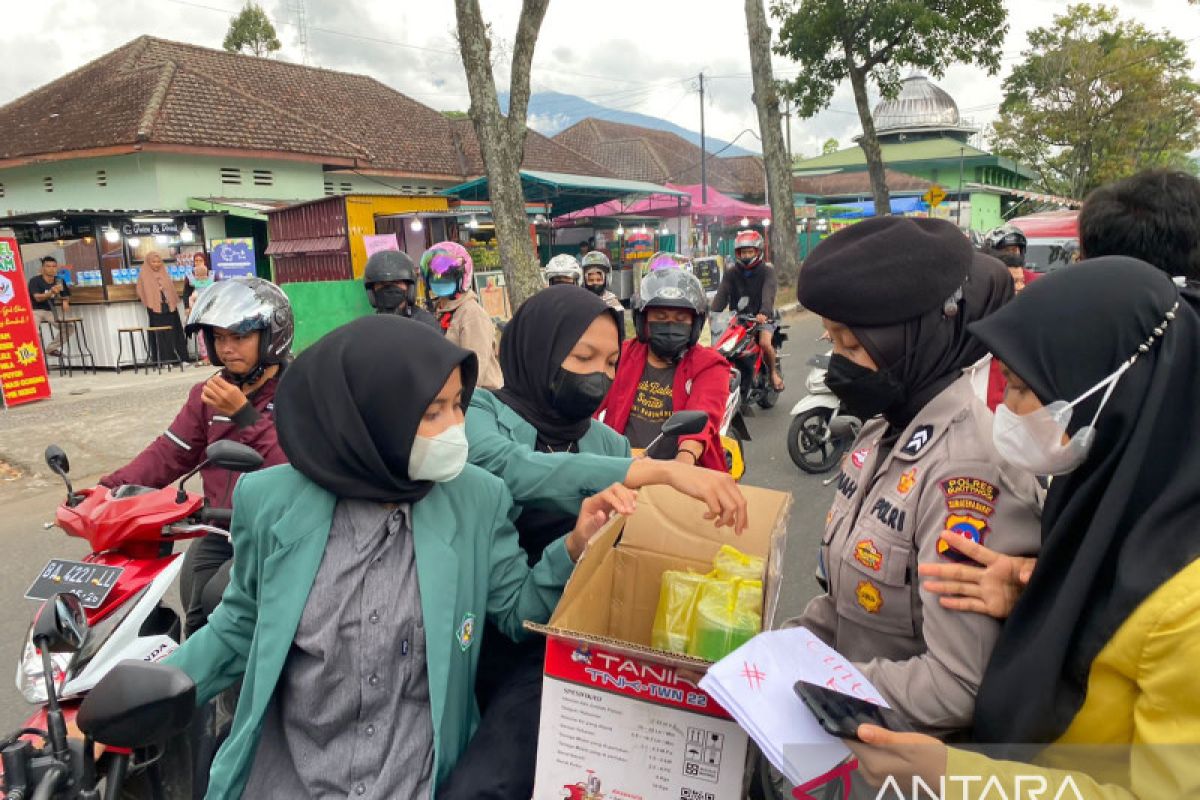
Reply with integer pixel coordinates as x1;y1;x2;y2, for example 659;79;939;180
420;241;474;295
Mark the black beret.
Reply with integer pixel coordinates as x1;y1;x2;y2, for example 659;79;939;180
798;216;972;325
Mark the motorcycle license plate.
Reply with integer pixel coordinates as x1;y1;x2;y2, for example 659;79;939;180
25;559;124;609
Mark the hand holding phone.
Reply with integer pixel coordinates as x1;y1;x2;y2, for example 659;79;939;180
794;680;915;741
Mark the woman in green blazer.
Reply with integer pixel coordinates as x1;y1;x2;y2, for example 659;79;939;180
166;315;634;799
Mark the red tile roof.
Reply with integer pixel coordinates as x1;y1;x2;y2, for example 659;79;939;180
552;118;763;196
0;36;614;182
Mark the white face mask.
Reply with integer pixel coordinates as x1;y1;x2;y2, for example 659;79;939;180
992;361;1131;476
408;423;468;483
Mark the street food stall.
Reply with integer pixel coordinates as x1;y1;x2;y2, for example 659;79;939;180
0;210;215;368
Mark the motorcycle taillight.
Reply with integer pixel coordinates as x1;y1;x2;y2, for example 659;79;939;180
15;627;71;705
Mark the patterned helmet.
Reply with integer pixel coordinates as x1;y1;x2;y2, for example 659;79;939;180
645;252;691;272
580;250;612;275
420;241;474;295
543;254;583;286
984;225;1027;254
734;229;765;268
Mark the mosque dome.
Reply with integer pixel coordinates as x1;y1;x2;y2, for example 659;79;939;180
872;74;975;138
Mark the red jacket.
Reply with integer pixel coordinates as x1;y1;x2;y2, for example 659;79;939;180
986;272;1039;411
596;340;731;472
100;375;286;510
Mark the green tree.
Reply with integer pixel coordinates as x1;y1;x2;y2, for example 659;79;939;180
991;4;1200;199
223;2;282;57
821;137;840;155
771;0;1007;216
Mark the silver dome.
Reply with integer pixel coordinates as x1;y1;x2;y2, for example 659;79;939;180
873;74;968;134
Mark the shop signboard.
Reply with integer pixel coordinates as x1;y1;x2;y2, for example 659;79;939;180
0;238;52;408
211;238;256;280
363;234;399;259
121;221;179;236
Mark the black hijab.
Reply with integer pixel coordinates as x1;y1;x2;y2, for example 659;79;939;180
969;256;1200;744
853;252;1014;430
275;315;478;504
495;285;623;449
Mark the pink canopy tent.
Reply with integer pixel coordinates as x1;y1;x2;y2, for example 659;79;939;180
554;183;770;226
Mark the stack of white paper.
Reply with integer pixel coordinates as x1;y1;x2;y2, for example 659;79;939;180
698;626;886;787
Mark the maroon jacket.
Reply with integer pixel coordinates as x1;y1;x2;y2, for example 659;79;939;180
100;374;286;510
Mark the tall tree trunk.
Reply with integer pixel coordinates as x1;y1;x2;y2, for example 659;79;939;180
846;53;891;216
454;0;549;306
745;0;800;285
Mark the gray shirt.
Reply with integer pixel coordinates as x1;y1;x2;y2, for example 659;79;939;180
242;499;434;799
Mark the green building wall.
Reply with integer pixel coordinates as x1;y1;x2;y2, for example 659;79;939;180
968;192;1002;232
152;154;326;208
281;279;373;352
0;154;161;214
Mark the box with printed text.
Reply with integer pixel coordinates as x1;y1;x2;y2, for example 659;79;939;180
527;483;793;800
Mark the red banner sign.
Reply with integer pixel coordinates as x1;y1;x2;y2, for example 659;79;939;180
0;237;52;407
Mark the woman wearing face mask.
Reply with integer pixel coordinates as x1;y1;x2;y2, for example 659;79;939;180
596;259;731;471
166;315;635;799
785;217;1041;739
440;284;631;799
421;241;503;389
848;256;1200;799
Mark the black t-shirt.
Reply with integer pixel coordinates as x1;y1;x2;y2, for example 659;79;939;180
624;362;677;450
28;275;69;313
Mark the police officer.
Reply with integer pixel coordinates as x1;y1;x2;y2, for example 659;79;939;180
789;217;1041;737
363;249;439;330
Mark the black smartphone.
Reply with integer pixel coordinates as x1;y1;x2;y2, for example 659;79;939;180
794;679;914;741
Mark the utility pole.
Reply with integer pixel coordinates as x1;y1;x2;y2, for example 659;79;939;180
699;72;708;205
956;145;966;226
290;0;310;65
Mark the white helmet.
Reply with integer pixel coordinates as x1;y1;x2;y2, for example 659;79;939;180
543;254;583;286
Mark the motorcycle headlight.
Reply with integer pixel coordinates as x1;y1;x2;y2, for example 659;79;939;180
16;626;72;705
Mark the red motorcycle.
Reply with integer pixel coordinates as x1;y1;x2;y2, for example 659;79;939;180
1;441;261;800
714;299;788;412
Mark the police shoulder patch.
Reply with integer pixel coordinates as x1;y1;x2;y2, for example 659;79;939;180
940;476;1000;518
939;514;989;562
901;425;934;456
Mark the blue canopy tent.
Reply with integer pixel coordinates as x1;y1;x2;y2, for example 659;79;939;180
826;196;928;218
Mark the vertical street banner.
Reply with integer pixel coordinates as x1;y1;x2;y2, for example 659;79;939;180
210;238;257;280
0;238;52;408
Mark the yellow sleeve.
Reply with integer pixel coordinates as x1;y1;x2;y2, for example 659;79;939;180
945;565;1200;799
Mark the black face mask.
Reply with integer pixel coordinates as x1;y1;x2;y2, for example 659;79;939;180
648;322;692;362
374;285;411;313
549;368;612;420
585;282;605;296
824;353;906;420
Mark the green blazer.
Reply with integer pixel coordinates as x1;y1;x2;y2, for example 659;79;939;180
166;463;575;799
466;389;632;514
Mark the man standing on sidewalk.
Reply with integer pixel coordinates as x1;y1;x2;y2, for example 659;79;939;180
28;256;71;356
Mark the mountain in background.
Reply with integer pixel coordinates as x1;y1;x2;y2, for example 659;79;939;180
498;91;758;158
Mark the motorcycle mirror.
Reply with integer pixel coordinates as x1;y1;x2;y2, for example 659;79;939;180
77;662;196;749
660;410;709;438
32;592;89;654
205;440;265;473
44;445;70;476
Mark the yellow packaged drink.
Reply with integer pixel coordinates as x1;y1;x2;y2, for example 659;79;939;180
711;544;765;582
650;570;708;655
687;578;763;661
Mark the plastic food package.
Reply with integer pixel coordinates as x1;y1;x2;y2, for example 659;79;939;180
650;545;766;660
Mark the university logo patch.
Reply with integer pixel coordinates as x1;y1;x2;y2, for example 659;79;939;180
854;539;883;571
856;580;883;614
456;612;477;652
939;514;988;562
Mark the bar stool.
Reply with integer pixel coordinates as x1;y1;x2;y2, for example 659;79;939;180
144;326;183;374
116;327;147;374
57;318;96;375
37;320;67;376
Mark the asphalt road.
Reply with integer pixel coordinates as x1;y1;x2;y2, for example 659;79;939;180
0;312;835;731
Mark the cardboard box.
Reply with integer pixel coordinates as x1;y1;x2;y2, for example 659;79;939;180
528;483;793;800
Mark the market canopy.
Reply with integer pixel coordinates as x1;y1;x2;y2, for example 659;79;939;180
824;196;928;218
441;170;687;217
554;183;771;227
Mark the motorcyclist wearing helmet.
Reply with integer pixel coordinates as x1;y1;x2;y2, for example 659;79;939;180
421;241;503;389
580;250;625;314
543;253;584;287
596;260;732;472
984;224;1036;293
100;277;294;635
712;229;784;391
363;249;439;330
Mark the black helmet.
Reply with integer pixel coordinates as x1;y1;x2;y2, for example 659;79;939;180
186;277;293;383
633;267;708;348
984;225;1027;255
363;250;418;309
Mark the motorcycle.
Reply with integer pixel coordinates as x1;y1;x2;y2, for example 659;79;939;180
786;350;861;474
2;441;262;799
713;298;788;413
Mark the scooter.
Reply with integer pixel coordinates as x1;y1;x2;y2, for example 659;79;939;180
786;350;860;474
713;298;788;412
2;441;262;799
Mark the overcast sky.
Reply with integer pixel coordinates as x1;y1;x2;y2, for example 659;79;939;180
3;0;1199;158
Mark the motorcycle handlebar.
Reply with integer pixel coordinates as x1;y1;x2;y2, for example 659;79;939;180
200;507;232;526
